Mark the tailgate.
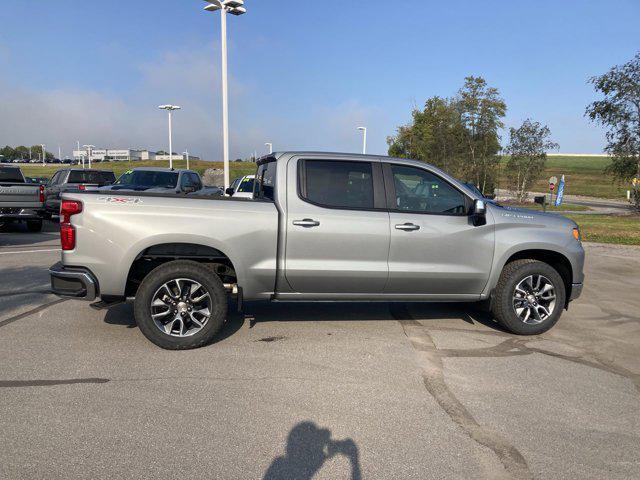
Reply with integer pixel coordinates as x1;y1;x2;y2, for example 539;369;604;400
0;183;42;209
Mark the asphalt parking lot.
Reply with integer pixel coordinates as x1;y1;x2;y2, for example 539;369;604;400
1;221;639;480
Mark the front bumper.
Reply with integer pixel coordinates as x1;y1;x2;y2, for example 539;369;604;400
49;262;98;301
569;282;583;302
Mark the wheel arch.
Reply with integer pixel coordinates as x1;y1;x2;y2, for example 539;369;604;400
491;248;574;308
124;242;239;297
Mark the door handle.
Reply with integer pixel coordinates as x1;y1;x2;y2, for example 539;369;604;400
293;218;320;228
395;223;420;231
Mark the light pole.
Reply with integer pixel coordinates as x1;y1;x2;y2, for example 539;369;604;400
357;127;367;154
41;144;46;166
77;140;83;168
183;149;190;170
203;0;247;189
265;142;272;154
83;145;95;169
158;105;181;169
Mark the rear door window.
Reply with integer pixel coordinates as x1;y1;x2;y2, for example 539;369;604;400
300;160;374;209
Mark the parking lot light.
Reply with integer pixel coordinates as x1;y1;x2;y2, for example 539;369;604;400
158;105;181;169
265;143;273;154
83;145;95;169
202;0;247;189
357;127;367;154
41;144;46;166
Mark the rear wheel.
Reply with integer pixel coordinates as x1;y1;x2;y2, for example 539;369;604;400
26;220;43;232
491;259;566;335
134;260;228;349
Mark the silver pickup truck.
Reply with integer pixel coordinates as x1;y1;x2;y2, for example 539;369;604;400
50;152;584;349
0;165;45;232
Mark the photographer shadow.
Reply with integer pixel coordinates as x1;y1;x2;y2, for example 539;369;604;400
263;421;361;480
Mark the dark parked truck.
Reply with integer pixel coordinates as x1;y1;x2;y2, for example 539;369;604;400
50;152;584;349
101;167;223;196
44;169;116;216
0;165;45;231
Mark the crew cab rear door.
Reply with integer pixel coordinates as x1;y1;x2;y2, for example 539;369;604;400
383;163;494;295
284;157;390;294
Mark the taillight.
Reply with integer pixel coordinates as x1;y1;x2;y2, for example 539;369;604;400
60;200;82;251
60;223;76;251
39;184;45;203
78;184;86;191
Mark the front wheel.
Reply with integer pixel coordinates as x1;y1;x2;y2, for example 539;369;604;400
134;260;228;349
491;259;566;335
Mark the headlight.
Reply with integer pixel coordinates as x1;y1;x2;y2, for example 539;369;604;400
572;227;581;241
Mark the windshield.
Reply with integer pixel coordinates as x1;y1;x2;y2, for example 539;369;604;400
68;171;116;185
0;168;24;183
237;177;255;193
115;170;179;188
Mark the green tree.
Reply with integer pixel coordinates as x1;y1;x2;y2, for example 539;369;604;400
586;52;640;209
387;76;506;195
387;96;466;176
505;119;559;202
456;76;507;194
0;145;15;161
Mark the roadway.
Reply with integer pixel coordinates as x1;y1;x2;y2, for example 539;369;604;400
1;222;638;479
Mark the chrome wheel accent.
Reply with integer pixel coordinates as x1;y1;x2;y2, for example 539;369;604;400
512;274;556;325
150;278;211;337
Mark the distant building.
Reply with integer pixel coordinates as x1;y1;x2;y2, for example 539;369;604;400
155;153;200;162
72;148;199;163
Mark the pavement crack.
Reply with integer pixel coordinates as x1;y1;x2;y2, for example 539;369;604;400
0;298;67;328
0;378;109;388
390;304;532;480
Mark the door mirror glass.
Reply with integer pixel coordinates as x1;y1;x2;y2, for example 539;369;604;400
474;199;486;216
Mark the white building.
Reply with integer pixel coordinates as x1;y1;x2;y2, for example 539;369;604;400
73;148;144;163
73;148;199;163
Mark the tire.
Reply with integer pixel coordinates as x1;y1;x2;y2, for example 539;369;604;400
26;220;43;232
134;260;228;349
491;259;566;335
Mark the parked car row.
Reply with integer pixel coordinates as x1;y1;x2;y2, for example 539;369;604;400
1;166;224;230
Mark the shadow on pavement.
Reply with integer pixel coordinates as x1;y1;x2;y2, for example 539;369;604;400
243;301;506;332
263;421;361;480
103;301;246;344
0;220;59;247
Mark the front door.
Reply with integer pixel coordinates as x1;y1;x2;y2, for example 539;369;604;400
384;163;494;295
284;158;390;294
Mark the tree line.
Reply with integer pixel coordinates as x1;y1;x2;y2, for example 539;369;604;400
388;51;640;208
0;145;54;161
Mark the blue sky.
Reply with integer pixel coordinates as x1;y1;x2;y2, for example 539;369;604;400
1;0;638;160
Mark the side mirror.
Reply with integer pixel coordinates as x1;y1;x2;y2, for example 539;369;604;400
225;187;235;196
472;199;486;226
183;185;196;194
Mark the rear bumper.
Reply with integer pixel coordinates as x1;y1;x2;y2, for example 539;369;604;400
569;282;583;302
49;262;98;301
0;208;43;220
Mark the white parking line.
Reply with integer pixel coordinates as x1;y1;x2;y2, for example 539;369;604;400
0;249;61;255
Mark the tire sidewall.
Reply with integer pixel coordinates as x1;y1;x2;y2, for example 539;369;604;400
497;261;566;335
134;260;228;349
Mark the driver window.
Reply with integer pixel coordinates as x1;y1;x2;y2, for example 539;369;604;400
180;174;192;190
390;165;467;215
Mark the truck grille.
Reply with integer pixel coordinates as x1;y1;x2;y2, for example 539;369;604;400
0;208;21;214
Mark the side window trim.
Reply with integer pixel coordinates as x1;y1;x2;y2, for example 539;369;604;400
296;158;386;212
382;162;472;216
